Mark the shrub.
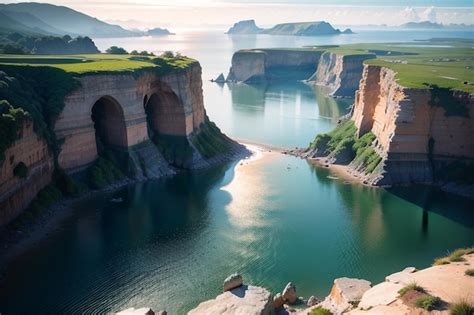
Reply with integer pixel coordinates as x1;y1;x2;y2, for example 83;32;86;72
415;295;441;311
106;46;128;54
13;161;28;178
309;307;333;315
465;269;474;276
161;50;175;58
398;283;426;297
450;300;474;315
433;248;474;266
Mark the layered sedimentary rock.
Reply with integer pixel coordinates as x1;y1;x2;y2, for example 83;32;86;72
0;122;54;226
352;65;474;186
55;64;206;171
0;63;238;227
226;49;323;82
227;49;371;98
311;52;375;97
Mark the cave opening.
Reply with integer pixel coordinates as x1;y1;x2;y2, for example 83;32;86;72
144;90;191;167
91;96;128;155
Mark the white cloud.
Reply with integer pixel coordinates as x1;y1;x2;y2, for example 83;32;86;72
420;6;437;22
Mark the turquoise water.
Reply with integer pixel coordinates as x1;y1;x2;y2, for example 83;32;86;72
0;30;473;314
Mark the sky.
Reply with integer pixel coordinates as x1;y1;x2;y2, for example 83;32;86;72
2;0;474;29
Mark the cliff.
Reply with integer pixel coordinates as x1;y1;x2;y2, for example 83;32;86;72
226;49;323;82
305;63;474;194
0;121;54;227
227;48;370;98
351;64;474;187
0;60;241;228
310;52;375;97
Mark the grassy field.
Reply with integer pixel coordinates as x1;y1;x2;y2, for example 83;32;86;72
0;53;197;74
242;39;474;92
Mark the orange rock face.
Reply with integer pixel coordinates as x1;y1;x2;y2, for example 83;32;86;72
352;65;474;185
0;122;54;226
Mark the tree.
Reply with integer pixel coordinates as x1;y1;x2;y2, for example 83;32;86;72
105;46;128;54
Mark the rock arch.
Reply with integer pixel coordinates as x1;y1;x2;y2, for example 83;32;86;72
144;89;187;138
91;96;128;154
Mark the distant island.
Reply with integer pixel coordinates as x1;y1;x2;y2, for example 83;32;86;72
226;20;353;36
226;20;263;34
399;21;473;30
146;27;175;36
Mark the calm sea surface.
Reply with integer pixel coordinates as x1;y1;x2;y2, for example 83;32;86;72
0;29;473;314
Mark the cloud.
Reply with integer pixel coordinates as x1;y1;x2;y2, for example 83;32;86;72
400;6;420;22
420;6;437;22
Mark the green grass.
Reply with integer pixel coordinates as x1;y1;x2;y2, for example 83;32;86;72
450;300;474;315
0;53;197;74
415;295;441;311
465;269;474;276
308;307;333;315
433;247;474;266
308;120;382;173
398;283;426;297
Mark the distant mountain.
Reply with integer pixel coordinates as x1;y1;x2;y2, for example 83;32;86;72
400;21;473;30
0;2;140;38
0;9;68;36
262;21;352;36
401;21;444;29
226;20;263;34
0;11;48;35
227;20;353;36
146;27;174;36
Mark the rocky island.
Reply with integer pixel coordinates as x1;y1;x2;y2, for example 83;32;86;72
226;20;353;36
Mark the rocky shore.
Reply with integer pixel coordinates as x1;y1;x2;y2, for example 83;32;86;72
116;250;474;314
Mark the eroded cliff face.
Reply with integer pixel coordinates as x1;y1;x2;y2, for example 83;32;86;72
312;52;375;97
227;50;322;82
55;64;206;172
352;65;474;186
1;63;237;227
0;122;54;227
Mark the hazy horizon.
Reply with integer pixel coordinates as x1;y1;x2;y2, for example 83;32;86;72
1;0;473;31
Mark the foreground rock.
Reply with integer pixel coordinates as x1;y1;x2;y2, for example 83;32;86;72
189;285;274;315
282;282;298;304
319;277;371;314
350;253;474;314
223;273;243;291
116;308;166;315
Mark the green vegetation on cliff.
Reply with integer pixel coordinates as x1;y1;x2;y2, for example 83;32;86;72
190;118;234;159
309;120;382;174
0;54;198;165
245;38;474;92
0;53;198;74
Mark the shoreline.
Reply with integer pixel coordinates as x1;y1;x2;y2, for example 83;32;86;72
0;142;252;267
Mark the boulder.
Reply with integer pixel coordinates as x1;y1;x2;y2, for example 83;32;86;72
223;273;243;292
358;281;403;310
273;293;284;309
282;282;297;304
385;267;416;284
320;278;371;314
307;295;319;306
214;73;226;83
189;285;274;315
116;307;155;315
